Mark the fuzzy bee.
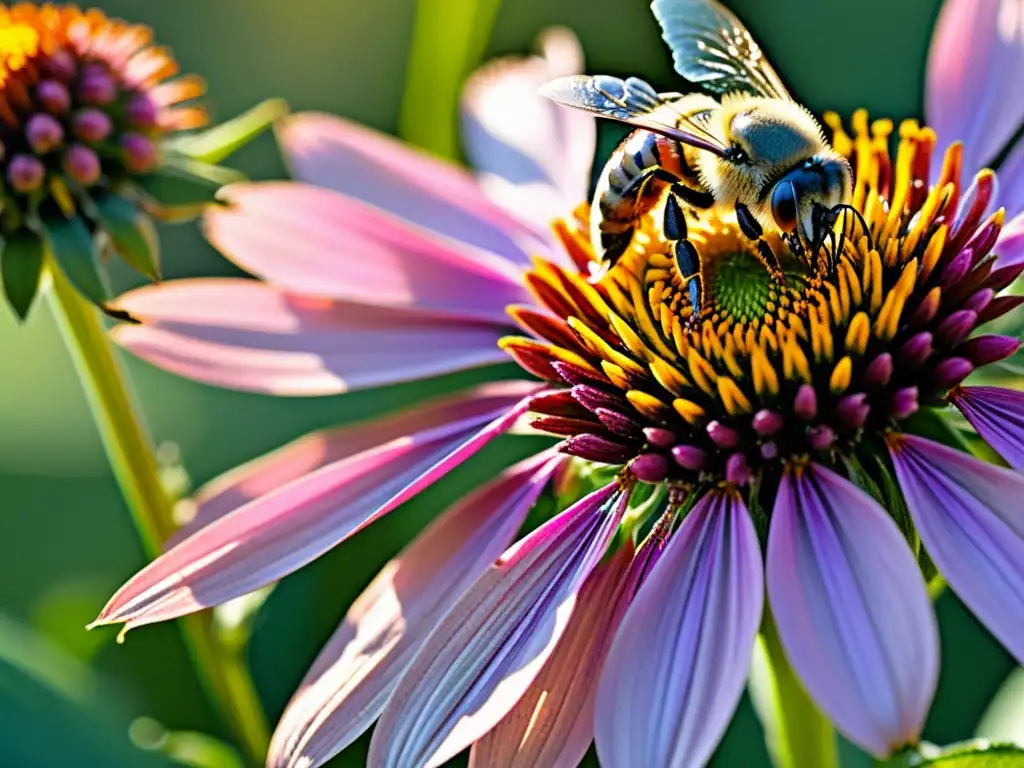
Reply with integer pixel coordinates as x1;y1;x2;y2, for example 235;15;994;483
540;0;854;313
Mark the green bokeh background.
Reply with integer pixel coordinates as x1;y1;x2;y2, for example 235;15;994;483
0;0;1017;766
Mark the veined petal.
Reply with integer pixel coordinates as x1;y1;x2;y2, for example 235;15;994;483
268;452;564;768
926;0;1024;177
276;112;556;266
594;490;763;768
952;386;1024;470
469;529;664;768
203;183;529;322
767;463;939;758
175;388;540;545
111;279;509;396
368;483;628;768
91;382;542;630
889;434;1024;662
461;28;595;226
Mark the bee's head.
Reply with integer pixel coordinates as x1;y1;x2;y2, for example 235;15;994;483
768;153;853;247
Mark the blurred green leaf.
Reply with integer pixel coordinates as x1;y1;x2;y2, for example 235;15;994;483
0;612;171;767
94;194;161;281
1;229;45;321
136;159;242;221
908;741;1024;766
130;718;244;768
399;0;503;159
166;99;290;165
43;215;109;306
31;578;113;663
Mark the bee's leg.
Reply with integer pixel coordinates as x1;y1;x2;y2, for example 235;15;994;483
734;202;786;282
663;191;703;321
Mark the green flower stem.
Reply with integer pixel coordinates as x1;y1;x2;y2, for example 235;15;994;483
752;608;839;768
399;0;503;159
46;267;269;766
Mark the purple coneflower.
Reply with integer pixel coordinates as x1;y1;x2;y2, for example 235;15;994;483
0;3;219;319
93;4;1024;767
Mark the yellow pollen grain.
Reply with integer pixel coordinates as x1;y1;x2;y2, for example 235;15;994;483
627;390;669;420
608;313;656;363
919;224;948;281
781;331;812;383
567;317;646;376
717;377;752;416
830;356;853;394
751;346;780;396
845;312;871;355
673;398;706;425
874;257;919;341
686;348;718;395
627;278;677;359
843;260;863;308
866;250;884;313
649;357;691;396
601;361;632;390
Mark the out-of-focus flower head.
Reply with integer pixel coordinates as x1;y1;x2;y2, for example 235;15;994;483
0;4;284;321
92;2;1024;767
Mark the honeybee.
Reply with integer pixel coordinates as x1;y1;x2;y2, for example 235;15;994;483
540;0;853;313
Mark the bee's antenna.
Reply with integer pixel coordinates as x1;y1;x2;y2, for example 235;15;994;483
830;203;874;252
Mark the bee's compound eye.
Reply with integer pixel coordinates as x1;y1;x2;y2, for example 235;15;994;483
771;181;798;232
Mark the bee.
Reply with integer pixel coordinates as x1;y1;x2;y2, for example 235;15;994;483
540;0;854;314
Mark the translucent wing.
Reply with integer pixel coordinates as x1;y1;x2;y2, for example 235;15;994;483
651;0;792;100
540;74;728;157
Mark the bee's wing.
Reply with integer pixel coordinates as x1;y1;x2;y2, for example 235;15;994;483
651;0;792;101
540;74;729;158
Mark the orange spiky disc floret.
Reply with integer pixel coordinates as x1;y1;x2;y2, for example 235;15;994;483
502;113;1023;488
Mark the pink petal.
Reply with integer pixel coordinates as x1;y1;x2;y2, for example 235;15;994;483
367;482;628;768
993;208;1024;266
469;527;664;768
951;386;1024;470
276;112;555;266
175;387;541;545
461;28;595;228
594;490;763;768
267;452;563;768
926;0;1024;177
111;279;509;396
203;182;529;322
91;382;542;630
889;434;1024;662
767;463;939;758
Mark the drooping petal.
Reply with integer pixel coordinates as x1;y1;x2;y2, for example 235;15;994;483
594;491;763;768
174;388;539;545
368;483;628;768
469;528;664;768
461;28;595;228
951;386;1024;470
767;463;939;758
926;0;1024;177
91;382;542;630
889;434;1024;662
203;183;529;322
111;279;509;396
276;112;555;266
993;208;1024;266
267;452;564;768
